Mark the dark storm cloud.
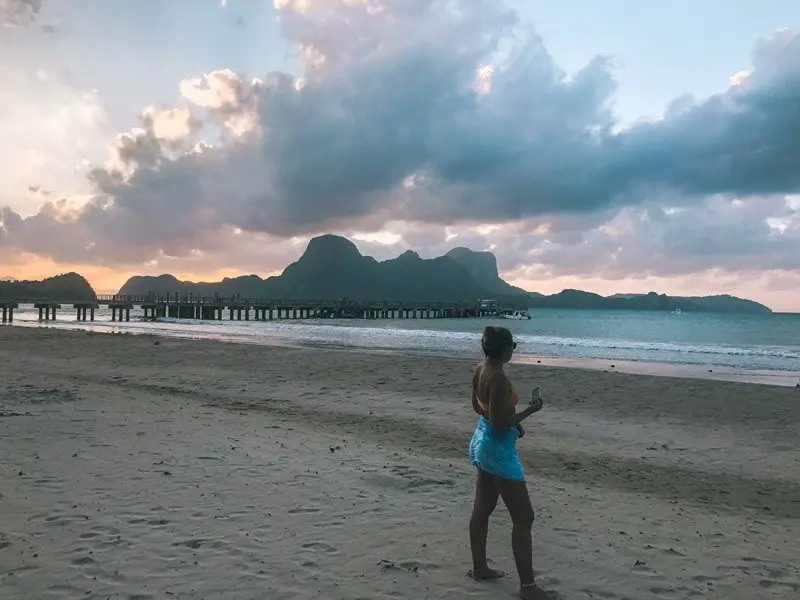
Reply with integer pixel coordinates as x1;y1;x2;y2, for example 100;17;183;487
606;48;800;200
93;16;800;234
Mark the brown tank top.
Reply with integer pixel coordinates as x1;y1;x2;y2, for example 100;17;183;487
476;384;519;414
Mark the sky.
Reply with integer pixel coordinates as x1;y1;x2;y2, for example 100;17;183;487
0;0;799;311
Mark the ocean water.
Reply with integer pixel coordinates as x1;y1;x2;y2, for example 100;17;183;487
6;304;800;386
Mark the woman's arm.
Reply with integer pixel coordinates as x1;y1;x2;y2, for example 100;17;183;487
487;374;542;429
471;364;482;415
516;398;544;425
506;404;538;426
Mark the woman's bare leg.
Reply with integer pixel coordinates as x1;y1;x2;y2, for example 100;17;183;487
496;478;541;598
468;468;505;579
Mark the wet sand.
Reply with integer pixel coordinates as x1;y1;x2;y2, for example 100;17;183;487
1;327;799;599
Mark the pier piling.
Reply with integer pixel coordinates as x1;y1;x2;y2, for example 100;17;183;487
109;303;133;322
34;303;60;321
142;303;167;319
1;301;18;324
73;302;99;322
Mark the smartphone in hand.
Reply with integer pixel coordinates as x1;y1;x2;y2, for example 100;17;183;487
530;386;541;405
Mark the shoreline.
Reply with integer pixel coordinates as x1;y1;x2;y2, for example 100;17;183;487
514;354;800;387
8;317;799;387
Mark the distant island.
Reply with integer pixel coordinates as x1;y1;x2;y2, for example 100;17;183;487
116;234;772;314
0;273;96;302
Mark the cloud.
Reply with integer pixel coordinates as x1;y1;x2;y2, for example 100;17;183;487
0;1;799;305
1;0;41;27
509;194;800;279
0;64;110;214
603;29;800;202
345;191;800;281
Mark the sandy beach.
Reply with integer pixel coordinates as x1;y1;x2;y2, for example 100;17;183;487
1;327;799;600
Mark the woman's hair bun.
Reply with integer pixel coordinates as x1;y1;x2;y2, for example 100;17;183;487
481;326;513;359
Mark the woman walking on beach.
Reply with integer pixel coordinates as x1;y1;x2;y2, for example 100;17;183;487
469;326;544;599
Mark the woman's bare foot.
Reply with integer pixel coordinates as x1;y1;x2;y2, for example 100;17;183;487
519;582;548;599
468;566;507;580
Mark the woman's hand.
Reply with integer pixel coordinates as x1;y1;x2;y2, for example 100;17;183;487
528;397;544;414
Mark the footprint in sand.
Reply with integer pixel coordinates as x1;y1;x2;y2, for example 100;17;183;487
45;584;84;596
758;579;800;592
578;588;621;599
397;560;442;572
301;542;339;554
649;586;678;598
172;538;204;549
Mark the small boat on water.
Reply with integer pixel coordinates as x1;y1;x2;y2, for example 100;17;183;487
503;310;532;320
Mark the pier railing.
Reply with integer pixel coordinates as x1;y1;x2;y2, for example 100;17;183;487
93;294;514;310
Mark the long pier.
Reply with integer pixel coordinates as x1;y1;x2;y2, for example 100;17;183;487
1;295;516;323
